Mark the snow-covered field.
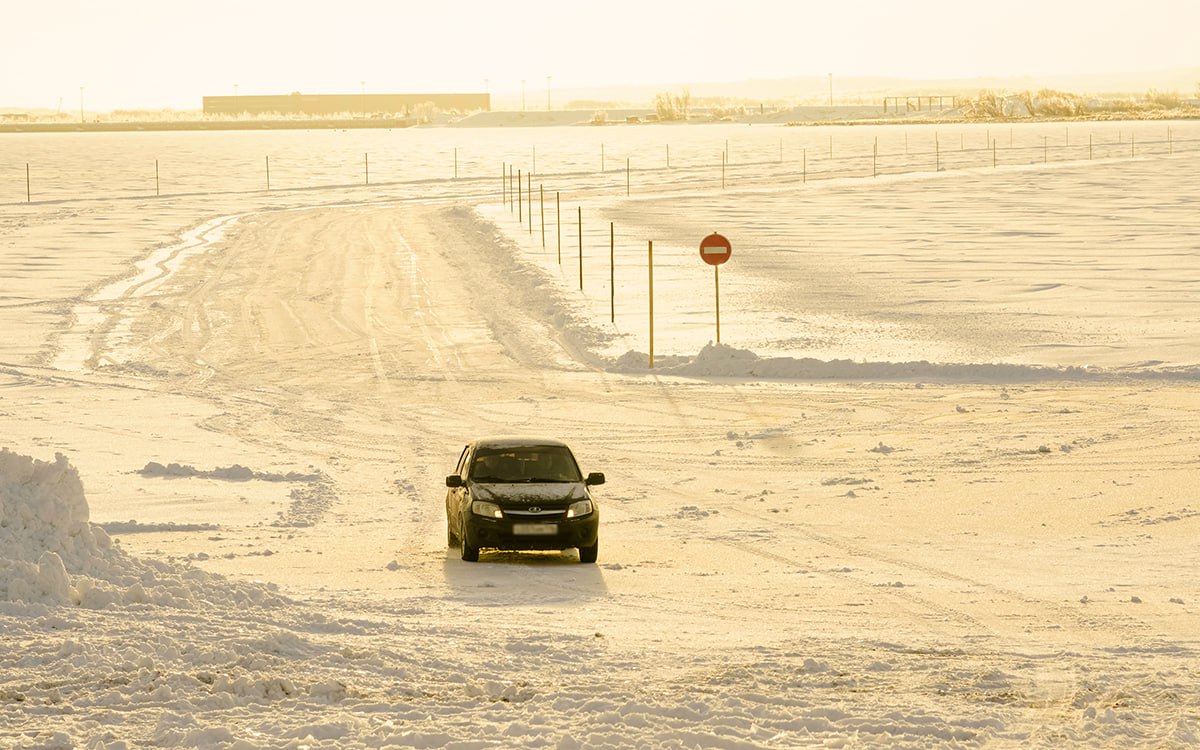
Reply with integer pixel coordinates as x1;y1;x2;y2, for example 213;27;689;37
2;122;1199;748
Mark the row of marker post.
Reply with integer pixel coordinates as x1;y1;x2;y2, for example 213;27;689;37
502;159;742;369
14;126;1185;201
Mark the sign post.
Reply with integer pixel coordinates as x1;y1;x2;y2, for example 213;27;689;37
699;233;732;343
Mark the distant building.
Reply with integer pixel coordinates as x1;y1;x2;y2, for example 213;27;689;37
202;92;490;117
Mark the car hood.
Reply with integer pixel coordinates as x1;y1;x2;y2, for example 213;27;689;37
471;482;587;506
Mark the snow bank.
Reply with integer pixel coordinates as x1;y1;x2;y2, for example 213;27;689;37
611;342;1200;383
0;448;281;609
139;461;321;483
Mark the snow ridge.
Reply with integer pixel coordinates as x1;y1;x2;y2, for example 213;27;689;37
612;342;1200;383
0;448;282;609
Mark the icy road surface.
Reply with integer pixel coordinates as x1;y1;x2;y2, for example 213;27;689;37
2;124;1200;748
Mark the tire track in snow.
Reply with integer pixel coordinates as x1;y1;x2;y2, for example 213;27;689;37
726;505;1153;645
716;534;994;635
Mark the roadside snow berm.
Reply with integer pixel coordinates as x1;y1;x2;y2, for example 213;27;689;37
0;447;281;608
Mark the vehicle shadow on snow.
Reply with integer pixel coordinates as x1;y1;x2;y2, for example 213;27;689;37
441;548;609;603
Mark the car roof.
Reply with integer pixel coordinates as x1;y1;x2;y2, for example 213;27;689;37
472;436;571;450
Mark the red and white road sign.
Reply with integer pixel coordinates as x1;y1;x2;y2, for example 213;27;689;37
699;233;732;265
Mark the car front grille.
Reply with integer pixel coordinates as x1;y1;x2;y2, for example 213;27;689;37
504;508;567;519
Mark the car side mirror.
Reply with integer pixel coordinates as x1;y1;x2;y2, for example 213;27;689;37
445;475;464;488
585;472;605;486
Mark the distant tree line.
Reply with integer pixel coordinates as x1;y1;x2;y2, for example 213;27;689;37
959;88;1199;119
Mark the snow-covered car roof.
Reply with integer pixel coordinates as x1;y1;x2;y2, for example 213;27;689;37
472;436;571;450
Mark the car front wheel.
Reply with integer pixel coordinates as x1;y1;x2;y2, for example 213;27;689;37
578;540;598;564
460;524;479;562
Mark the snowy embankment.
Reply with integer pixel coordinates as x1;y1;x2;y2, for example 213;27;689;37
612;342;1200;382
0;448;280;610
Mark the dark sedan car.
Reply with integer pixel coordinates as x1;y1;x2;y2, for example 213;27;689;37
445;437;604;563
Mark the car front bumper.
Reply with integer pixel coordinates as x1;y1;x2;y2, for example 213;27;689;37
463;512;598;551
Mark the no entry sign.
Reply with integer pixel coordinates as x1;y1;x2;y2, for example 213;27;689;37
698;233;732;343
699;233;732;266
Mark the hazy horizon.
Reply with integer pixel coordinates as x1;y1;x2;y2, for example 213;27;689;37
3;0;1199;111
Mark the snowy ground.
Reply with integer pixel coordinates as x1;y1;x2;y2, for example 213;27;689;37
2;123;1199;748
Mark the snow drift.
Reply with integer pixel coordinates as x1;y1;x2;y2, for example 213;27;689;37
612;342;1200;383
0;448;280;609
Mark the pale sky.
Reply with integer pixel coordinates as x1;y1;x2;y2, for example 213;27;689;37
3;0;1198;110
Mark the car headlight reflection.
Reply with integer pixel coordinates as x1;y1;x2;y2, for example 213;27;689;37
566;499;593;519
471;500;503;519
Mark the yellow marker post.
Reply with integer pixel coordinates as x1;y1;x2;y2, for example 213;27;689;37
609;222;615;324
648;240;654;370
714;265;721;344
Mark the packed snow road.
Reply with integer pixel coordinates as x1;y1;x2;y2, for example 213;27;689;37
3;153;1200;746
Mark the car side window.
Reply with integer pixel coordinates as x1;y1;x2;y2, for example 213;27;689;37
454;445;469;477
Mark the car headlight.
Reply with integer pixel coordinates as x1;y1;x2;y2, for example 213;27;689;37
566;499;593;518
471;500;503;519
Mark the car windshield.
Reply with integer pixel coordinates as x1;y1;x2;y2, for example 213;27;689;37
469;445;582;483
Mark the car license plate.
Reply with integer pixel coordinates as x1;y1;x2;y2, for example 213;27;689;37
512;523;557;536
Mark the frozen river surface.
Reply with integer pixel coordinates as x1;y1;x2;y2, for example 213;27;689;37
1;122;1199;748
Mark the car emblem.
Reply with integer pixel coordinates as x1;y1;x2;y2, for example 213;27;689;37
528;506;542;513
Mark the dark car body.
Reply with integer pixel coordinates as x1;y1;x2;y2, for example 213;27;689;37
445;437;604;563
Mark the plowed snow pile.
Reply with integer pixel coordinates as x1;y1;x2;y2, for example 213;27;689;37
0;448;279;609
